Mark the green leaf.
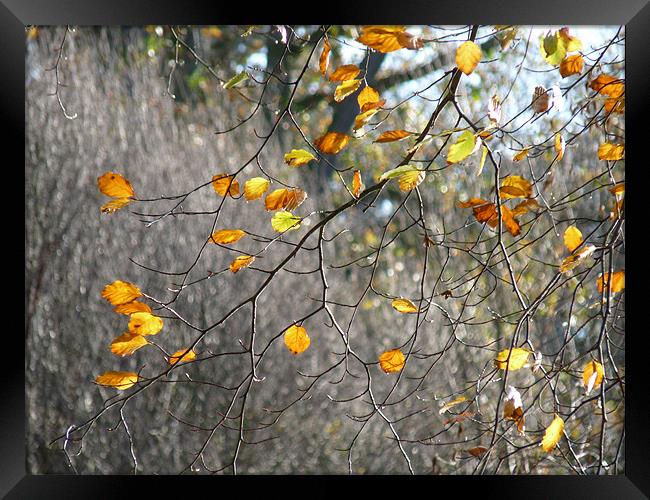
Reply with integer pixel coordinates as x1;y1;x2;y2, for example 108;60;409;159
476;146;488;176
540;32;566;66
447;130;477;164
379;165;421;181
271;211;302;233
222;71;249;89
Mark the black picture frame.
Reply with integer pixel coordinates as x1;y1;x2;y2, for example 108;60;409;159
10;1;647;497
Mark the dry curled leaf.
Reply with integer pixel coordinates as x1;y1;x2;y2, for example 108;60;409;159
352;170;364;198
456;41;482;75
531;86;550;113
319;36;330;76
503;386;526;434
439;396;467;414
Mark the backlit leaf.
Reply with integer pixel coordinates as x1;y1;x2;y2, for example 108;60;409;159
243;177;270;201
541;415;564;452
169;348;196;365
329;64;361;82
583;360;604;394
503;386;526;434
314;132;350;154
589;74;624;98
114;301;152;315
352;170;364;198
500;176;532;199
212;174;240;197
540;31;566;66
374;130;412;143
272;211;301;232
334;79;362;102
494;348;530;370
284;324;310;354
439;396;467;414
563;226;583;253
97;172;136;198
555;133;565;160
559;244;596;273
447;130;478;164
230;255;255;273
210;229;246;245
128;311;164;336
222;71;248;89
265;188;307;211
319;36;331;76
356;25;406;53
398;170;425;192
597;270;625;294
513;148;530;162
468;446;488;457
559;54;583;78
101;197;132;214
598;143;624;161
391;298;418;313
95;371;139;390
110;332;148;357
558;27;582;52
354;108;380;130
101;280;143;306
358;85;380;110
456;41;482;75
379;348;405;373
284;149;316;167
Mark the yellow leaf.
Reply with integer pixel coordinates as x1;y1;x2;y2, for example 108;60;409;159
314;132;350;155
334;79;362;103
391;298;418;313
101;280;143;306
264;188;307;212
374;130;413;143
500;175;533;199
284;149;316;167
582;360;604;394
284;324;310;354
456;41;482;75
114;301;152;315
559;244;596;274
97;172;136;198
95;371;139;390
169;348;196;365
379;348;405;373
356;25;406;53
555;133;565;161
110;332;148;357
494;348;530;370
212;174;240;197
398;170;425;192
319;36;331;76
513;148;530;162
100;197;132;214
609;183;625;196
541;415;564;452
559;54;583;78
559;27;583;52
563;226;583;253
128;311;164;336
358;85;380;110
352;170;364;198
209;229;246;245
272;211;301;232
243;177;270;201
230;255;255;273
329;64;361;82
447;130;478;164
597;270;625;294
439;396;467;414
598;143;624;161
353;108;380;130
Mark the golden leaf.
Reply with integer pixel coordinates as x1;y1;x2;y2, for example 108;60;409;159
230;255;255;273
212;174;240;197
243;177;270;201
379;348;405;373
97;172;136;198
334;79;362;103
284;324;310;354
264;188;307;212
559;244;596;273
352;170;364;198
374;130;413;143
391;298;418;313
439;396;467;414
456;41;482;75
100;197;132;214
583;360;604;394
589;74;624;99
128;311;164;336
597;270;625;294
598;143;624;161
398;170;425;192
329;64;361;82
113;301;152;315
559;54;583;78
356;25;406;53
541;415;564;452
271;211;301;232
95;371;139;390
555;133;565;161
354;108;380;130
314;132;350;155
609;183;625;196
209;229;246;245
358;85;380;110
169;348;196;365
513;148;530;162
101;280;143;306
110;332;148;357
500;175;533;199
563;226;583;254
284;149;316;167
319;36;331;76
494;348;530;370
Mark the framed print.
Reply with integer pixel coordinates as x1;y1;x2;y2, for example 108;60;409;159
10;0;649;497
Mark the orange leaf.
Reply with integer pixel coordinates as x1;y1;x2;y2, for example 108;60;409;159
319;36;331;76
329;64;360;82
169;348;196;365
352;170;364;198
314;132;350;155
114;301;152;315
230;255;255;273
589;74;624;99
559;54;583;78
264;188;307;212
598;143;624;161
356;25;406;53
95;371;139;390
210;229;246;245
101;280;143;306
597;270;625;294
379;348;405;373
100;197;132;214
110;332;148;357
97;172;136;199
212;174;240;197
582;360;604;394
374;130;413;143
